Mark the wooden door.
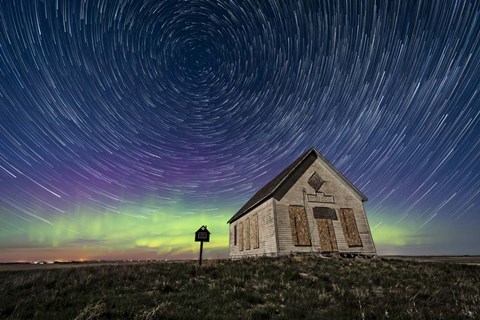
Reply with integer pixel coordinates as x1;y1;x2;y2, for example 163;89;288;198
316;219;338;252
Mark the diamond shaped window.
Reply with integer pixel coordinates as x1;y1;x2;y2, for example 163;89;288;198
308;172;324;192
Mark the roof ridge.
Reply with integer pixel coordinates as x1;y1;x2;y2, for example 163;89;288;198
227;147;367;224
226;148;315;224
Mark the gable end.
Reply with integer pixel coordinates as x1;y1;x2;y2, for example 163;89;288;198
227;148;367;224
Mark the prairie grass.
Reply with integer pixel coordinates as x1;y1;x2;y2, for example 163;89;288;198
1;256;479;319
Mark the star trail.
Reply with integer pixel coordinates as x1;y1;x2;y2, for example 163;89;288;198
1;0;479;261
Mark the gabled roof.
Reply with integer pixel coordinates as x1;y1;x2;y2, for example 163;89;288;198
227;148;368;224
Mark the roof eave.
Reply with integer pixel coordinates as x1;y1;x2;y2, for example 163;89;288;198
227;147;368;223
312;149;368;202
227;149;316;224
227;197;272;224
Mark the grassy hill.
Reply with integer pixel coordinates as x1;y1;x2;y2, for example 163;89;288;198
1;256;479;319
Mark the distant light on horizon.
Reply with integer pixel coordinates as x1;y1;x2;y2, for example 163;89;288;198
1;0;479;260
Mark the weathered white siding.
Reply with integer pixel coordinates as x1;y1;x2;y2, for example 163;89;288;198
274;158;376;255
229;199;277;258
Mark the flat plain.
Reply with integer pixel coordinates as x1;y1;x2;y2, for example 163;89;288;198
1;256;479;319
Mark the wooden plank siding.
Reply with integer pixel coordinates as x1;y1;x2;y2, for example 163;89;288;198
274;157;376;255
229;150;376;258
229;199;277;258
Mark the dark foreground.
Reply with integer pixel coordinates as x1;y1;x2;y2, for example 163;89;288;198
1;256;479;319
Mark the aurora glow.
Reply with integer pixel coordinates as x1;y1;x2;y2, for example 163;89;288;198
1;1;480;262
1;206;230;262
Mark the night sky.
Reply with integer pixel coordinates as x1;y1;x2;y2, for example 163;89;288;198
1;1;479;262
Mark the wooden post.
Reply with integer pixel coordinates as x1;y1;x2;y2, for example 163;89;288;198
195;225;209;266
199;241;204;266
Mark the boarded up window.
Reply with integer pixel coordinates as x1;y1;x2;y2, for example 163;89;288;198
288;206;311;246
234;225;237;246
238;222;244;251
316;219;338;252
308;172;325;192
339;208;362;247
245;218;250;250
251;214;259;249
313;207;337;220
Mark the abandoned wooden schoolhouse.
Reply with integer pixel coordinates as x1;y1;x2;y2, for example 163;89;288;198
227;148;376;258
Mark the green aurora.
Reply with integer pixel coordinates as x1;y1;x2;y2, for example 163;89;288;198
1;204;231;261
0;203;456;262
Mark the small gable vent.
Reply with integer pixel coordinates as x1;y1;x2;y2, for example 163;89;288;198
308;172;324;192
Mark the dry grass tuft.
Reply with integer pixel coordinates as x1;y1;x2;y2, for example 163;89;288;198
1;256;479;319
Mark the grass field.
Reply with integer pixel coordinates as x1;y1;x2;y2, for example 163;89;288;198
1;256;479;319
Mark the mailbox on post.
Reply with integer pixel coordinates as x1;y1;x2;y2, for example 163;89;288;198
195;226;210;266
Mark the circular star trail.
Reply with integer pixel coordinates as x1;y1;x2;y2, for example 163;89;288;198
0;0;479;259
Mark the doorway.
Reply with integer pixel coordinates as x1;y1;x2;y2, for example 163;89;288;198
316;219;338;252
